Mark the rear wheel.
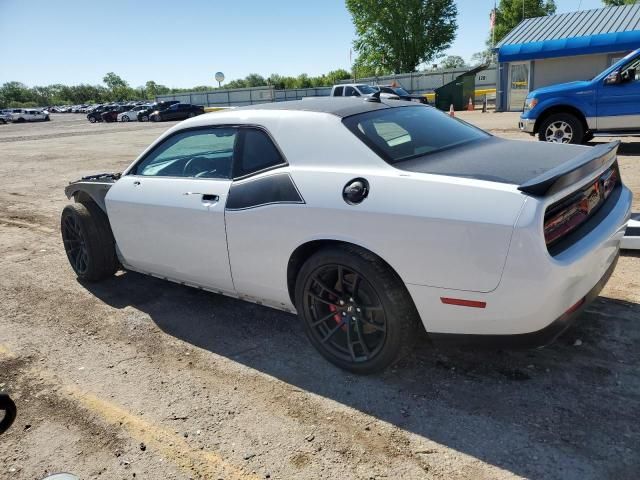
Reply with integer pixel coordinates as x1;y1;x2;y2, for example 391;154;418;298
88;116;96;123
61;202;118;282
140;115;149;122
121;115;129;122
538;113;584;144
295;245;421;374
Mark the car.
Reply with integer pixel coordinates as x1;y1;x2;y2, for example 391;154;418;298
520;48;640;143
0;112;11;124
376;85;429;104
9;108;50;122
622;213;640;250
86;105;109;123
149;103;204;122
118;104;151;122
137;101;180;122
331;83;399;100
101;105;129;123
61;97;632;373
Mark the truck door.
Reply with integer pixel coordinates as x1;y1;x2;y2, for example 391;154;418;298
597;56;640;130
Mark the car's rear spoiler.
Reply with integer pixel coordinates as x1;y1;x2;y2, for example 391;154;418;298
518;141;620;196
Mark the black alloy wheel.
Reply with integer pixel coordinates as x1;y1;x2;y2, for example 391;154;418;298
296;246;420;373
61;212;89;276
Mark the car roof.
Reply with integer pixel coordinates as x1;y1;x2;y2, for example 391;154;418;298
237;97;422;118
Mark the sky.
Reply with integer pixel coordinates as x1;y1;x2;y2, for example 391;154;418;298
0;0;605;88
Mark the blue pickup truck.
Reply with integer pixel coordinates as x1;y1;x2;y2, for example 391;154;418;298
519;48;640;144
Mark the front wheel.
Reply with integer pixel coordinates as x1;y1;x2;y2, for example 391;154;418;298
121;115;129;122
61;202;119;282
538;113;584;144
295;245;421;374
88;116;96;123
140;115;149;122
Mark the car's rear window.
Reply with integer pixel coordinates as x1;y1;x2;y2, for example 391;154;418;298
342;106;489;164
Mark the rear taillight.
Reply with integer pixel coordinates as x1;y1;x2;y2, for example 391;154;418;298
544;164;619;247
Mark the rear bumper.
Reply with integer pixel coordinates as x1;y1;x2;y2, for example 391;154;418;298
429;253;618;348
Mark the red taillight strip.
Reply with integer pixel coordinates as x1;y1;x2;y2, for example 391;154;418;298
440;297;487;308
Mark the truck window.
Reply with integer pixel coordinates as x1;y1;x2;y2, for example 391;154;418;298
333;86;344;96
345;86;359;97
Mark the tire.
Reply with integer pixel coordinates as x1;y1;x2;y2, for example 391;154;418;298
140;115;149;122
60;202;118;282
295;245;421;374
45;115;50;121
538;113;584;144
583;132;594;143
16;117;25;123
88;116;96;123
188;112;195;118
121;115;129;122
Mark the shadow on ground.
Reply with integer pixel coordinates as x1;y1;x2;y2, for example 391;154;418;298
83;272;640;480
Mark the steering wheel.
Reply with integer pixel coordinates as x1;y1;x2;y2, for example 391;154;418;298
183;156;216;178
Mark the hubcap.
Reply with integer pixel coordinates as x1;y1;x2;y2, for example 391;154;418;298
304;264;386;363
545;121;573;143
62;215;88;274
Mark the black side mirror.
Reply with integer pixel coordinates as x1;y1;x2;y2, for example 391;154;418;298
604;71;621;85
0;393;17;434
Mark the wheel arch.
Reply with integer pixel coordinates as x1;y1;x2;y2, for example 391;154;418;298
286;239;408;307
534;104;589;135
65;182;114;214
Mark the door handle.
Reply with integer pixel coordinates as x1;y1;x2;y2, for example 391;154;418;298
133;181;141;186
183;192;219;202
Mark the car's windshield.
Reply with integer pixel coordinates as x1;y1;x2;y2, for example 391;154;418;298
394;87;410;96
342;106;489;164
356;85;376;94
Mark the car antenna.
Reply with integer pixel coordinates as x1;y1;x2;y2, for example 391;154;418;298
366;90;382;103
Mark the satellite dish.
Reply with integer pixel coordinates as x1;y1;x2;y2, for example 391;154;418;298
215;72;225;83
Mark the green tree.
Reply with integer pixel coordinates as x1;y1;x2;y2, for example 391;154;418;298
440;55;466;69
493;0;556;45
602;0;637;5
346;0;457;73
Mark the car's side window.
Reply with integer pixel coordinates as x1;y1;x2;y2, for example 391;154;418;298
334;86;344;96
132;128;237;179
234;128;286;178
345;86;359;97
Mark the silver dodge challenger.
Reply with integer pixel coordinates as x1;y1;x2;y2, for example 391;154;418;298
61;97;632;373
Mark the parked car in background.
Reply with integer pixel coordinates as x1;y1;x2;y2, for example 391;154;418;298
118;104;150;122
0;111;11;124
101;105;129;123
520;48;640;144
331;84;399;100
87;105;120;123
9;109;49;122
376;85;429;104
137;101;180;122
149;103;204;122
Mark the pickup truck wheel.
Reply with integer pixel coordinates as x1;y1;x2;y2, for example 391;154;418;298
538;113;584;144
295;245;420;374
61;202;118;282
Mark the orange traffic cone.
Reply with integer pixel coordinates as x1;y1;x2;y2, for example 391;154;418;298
467;97;474;111
449;104;455;117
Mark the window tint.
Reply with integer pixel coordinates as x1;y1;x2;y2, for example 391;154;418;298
343;106;489;164
356;85;376;94
133;128;237;179
236;129;285;177
344;86;359;97
334;86;344;96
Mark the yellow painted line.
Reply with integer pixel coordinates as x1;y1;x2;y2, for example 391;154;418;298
0;344;16;358
19;364;257;480
65;384;258;480
204;107;233;113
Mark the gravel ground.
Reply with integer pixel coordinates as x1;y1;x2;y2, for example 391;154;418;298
0;112;638;480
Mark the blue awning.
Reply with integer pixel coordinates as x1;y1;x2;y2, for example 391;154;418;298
498;30;640;63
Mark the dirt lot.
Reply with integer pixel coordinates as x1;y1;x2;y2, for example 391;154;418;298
0;112;638;480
